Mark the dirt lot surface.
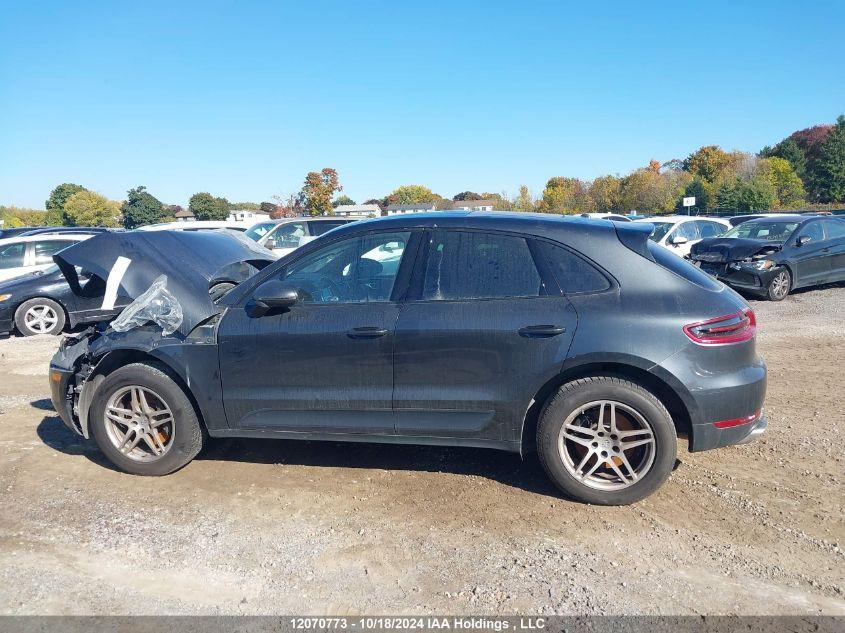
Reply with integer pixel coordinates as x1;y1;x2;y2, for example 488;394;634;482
0;286;843;616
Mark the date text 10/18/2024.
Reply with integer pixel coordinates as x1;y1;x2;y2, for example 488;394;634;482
289;617;547;631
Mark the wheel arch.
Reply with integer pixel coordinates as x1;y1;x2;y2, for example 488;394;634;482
78;348;206;439
520;359;694;455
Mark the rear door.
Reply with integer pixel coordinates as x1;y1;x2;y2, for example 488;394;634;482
393;229;577;443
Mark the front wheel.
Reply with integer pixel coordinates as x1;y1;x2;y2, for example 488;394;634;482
766;269;791;301
15;298;66;336
537;377;677;505
89;362;204;475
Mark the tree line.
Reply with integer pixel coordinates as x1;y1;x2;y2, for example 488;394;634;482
3;114;843;229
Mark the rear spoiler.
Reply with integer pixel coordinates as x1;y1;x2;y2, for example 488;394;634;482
614;222;654;260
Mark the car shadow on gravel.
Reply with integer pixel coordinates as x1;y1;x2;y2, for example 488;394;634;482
35;414;115;468
200;437;561;496
34;412;560;497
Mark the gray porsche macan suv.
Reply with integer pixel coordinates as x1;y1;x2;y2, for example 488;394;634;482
50;213;767;505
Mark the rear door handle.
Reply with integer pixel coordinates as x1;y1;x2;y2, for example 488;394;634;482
518;325;567;338
347;327;390;339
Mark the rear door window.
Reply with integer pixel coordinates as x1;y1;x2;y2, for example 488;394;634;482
536;242;610;294
33;240;71;265
422;230;542;300
697;221;726;238
309;220;348;236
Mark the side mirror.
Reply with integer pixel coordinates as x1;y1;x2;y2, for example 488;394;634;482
671;236;689;246
796;235;811;246
253;280;299;310
264;238;277;250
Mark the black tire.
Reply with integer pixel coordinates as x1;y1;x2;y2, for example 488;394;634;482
536;376;677;506
766;268;791;301
89;362;203;476
14;297;66;336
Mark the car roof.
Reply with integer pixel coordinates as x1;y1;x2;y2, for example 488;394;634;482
262;216;354;224
0;234;89;246
740;214;813;223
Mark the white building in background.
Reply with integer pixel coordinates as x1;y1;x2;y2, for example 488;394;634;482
385;203;436;215
334;204;382;218
228;209;271;225
452;199;498;212
172;208;270;226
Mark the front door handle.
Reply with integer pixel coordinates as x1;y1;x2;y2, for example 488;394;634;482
518;325;567;338
347;327;390;339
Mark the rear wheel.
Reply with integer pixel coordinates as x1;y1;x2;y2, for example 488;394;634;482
15;298;65;336
537;377;677;505
766;269;791;301
89;362;203;475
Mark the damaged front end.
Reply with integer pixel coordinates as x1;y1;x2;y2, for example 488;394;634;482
49;230;274;437
688;238;785;295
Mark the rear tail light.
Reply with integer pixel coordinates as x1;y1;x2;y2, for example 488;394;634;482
683;308;756;345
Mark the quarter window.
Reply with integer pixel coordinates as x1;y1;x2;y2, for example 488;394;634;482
536;242;610;294
281;231;411;303
422;231;542;300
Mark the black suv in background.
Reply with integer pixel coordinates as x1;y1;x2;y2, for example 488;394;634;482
50;214;767;505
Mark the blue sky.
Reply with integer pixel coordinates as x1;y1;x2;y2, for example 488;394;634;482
1;0;843;208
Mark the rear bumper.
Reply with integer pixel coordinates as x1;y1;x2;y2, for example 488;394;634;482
736;415;768;445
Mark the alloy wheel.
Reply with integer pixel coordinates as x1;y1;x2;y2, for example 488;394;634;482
24;305;59;334
770;271;789;299
558;400;657;490
103;386;176;462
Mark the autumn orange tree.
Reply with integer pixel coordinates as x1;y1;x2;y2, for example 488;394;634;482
300;168;342;216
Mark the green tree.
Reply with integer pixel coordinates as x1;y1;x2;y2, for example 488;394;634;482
45;183;88;225
121;186;165;229
301;168;342;216
588;175;622;212
539;177;588;214
64;191;120;227
761;157;805;208
810;115;845;203
620;166;690;214
386;184;436;205
512;185;534;212
683;146;733;183
761;138;807;180
452;191;482;201
715;176;776;212
189;192;230;220
332;195;355;207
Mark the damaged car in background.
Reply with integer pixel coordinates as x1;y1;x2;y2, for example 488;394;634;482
688;215;845;301
50;213;768;506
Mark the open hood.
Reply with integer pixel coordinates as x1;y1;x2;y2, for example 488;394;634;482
54;230;275;337
689;237;783;263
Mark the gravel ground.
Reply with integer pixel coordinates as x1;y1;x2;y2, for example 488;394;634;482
0;285;843;615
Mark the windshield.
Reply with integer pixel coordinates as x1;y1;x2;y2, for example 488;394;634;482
647;222;674;243
722;221;800;241
244;222;276;241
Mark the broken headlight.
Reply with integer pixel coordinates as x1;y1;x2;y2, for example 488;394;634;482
732;258;775;271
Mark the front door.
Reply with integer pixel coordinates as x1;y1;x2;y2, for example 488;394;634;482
393;229;578;442
791;220;829;287
218;229;416;434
